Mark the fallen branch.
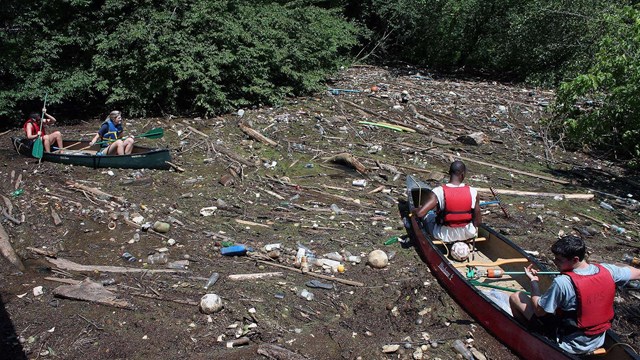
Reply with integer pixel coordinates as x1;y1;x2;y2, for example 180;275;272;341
28;247;58;257
65;181;125;203
408;104;445;129
251;258;364;287
0;222;25;271
475;187;593;199
47;257;189;274
212;143;258;167
235;219;271;228
228;272;283;281
239;122;278;146
444;153;570;185
165;161;185;172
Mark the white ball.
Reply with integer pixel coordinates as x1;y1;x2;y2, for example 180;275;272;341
368;250;389;268
451;242;470;261
199;294;223;314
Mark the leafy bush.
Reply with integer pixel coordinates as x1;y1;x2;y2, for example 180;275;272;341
0;0;361;120
552;5;640;163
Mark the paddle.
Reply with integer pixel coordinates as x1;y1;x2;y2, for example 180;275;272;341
82;127;165;149
31;92;48;159
466;268;559;279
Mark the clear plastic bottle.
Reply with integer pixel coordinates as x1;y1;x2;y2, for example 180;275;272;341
298;289;314;301
323;252;343;261
599;201;615;211
147;252;168;265
451;339;473;360
204;272;220;289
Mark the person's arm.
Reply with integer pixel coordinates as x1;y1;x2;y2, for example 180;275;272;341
412;192;438;218
524;264;553;317
25;123;39;140
42;108;56;124
473;197;482;227
629;266;640;281
89;124;108;146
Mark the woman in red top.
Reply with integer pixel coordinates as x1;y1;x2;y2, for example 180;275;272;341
23;107;63;153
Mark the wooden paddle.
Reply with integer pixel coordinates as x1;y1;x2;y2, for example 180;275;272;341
31;92;48;159
454;257;529;268
53;141;82;153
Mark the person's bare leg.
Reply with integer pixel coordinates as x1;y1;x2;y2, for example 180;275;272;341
123;138;134;154
53;131;63;150
43;135;52;152
509;291;535;324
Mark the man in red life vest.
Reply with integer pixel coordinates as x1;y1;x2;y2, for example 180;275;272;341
412;160;482;243
23;108;63;153
509;235;640;354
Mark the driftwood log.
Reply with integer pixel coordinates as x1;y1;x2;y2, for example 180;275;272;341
239;122;278;146
0;222;24;271
322;153;367;173
52;278;133;309
47;257;189;274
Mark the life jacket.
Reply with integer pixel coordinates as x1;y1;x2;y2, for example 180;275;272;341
23;118;45;137
562;264;615;336
101;119;120;142
436;184;473;228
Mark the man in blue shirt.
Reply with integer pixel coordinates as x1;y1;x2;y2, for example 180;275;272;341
510;235;640;354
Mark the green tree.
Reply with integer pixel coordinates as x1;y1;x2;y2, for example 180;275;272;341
553;5;640;163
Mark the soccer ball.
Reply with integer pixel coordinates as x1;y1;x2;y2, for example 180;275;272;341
451;242;470;261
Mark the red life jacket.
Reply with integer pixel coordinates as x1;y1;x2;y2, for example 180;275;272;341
23;118;45;137
563;264;615;335
438;184;473;228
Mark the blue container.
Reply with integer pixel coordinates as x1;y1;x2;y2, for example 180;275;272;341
221;244;252;256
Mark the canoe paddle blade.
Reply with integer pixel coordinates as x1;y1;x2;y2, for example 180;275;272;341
32;138;44;158
137;127;163;139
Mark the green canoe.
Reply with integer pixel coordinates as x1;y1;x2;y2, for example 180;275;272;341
12;137;171;170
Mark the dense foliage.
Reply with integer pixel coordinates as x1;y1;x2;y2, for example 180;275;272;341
0;0;361;119
553;5;640;163
2;0;639;162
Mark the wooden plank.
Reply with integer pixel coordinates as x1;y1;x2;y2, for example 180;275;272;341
475;187;593;200
445;153;570;185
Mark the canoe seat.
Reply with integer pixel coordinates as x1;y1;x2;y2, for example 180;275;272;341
433;237;486;245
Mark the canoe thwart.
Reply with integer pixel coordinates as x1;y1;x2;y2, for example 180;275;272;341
433;237;486;245
454;257;529;268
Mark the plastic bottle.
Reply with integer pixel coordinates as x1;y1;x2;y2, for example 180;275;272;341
610;224;626;234
345;255;361;263
622;253;640;267
204;272;220;289
451;339;473;360
323;252;343;261
599;201;615;211
300;256;309;273
298;289;315;301
147;252;168;264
